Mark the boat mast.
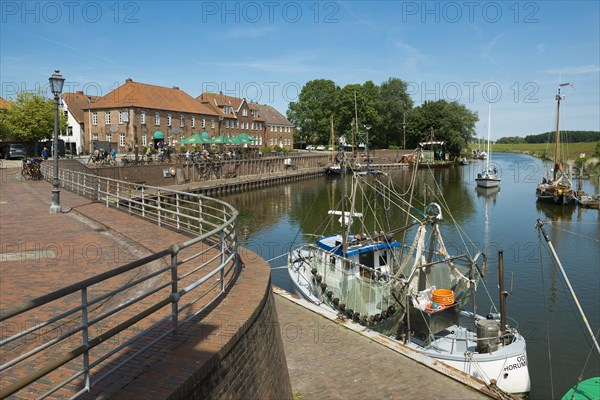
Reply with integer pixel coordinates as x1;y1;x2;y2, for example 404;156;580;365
354;90;358;158
498;251;507;334
330;115;335;163
553;87;563;181
536;220;600;356
485;88;492;172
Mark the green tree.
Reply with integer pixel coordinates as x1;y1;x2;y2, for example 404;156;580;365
5;92;66;142
376;78;413;148
334;82;382;149
407;100;478;157
287;79;340;145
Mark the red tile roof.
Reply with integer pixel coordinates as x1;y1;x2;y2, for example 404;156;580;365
62;91;100;123
254;104;293;126
0;96;12;110
197;92;244;112
90;80;218;116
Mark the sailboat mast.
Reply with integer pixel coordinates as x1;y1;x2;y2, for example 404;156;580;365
354;91;358;158
330;115;334;163
554;87;562;181
486;99;492;170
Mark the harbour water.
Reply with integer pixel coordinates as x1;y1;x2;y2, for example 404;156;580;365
222;152;600;399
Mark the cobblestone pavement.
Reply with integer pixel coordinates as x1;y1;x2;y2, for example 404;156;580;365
274;293;489;400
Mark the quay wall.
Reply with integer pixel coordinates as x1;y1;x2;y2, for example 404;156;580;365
82;150;415;188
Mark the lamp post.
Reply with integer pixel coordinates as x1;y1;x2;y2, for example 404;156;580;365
49;70;65;214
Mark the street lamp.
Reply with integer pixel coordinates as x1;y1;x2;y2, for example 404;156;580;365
49;70;65;214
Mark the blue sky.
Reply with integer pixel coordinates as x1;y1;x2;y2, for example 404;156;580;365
1;1;598;140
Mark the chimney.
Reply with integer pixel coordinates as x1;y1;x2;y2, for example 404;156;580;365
125;78;133;83
172;86;179;90
76;90;84;95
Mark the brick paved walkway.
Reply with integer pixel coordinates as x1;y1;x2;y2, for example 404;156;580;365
274;292;489;400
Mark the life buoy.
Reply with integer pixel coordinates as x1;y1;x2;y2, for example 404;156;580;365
169;166;177;176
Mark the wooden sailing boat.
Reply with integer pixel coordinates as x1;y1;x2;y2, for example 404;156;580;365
475;95;501;188
536;84;576;205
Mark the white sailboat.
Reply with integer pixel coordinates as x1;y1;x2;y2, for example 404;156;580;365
288;163;530;395
476;96;501;188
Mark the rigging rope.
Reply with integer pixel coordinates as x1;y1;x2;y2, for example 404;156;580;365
538;229;556;399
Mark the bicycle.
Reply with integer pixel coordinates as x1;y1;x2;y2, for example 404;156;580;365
21;158;43;180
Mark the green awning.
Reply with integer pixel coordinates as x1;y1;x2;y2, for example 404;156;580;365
153;131;165;139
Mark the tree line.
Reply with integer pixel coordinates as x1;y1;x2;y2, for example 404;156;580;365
286;78;479;157
497;131;600;144
0;92;68;142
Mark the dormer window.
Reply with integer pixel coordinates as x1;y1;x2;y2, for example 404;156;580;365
242;108;248;116
224;106;232;114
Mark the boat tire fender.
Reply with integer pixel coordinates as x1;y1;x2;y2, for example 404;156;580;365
333;298;340;306
339;303;346;312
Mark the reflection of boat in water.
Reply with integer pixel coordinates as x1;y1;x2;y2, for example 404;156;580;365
536;200;576;221
288;162;530;395
475;185;500;199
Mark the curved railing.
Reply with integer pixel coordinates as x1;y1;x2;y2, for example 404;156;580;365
0;163;240;399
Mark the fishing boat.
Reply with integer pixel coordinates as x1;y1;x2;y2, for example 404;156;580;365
288;163;531;395
536;84;576;205
476;96;501;188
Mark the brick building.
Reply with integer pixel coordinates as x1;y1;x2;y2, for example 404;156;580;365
197;92;294;149
86;79;219;153
252;103;295;149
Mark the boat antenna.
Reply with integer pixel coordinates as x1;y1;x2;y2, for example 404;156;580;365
536;219;600;356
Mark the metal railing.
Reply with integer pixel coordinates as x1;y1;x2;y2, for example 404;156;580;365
0;163;240;399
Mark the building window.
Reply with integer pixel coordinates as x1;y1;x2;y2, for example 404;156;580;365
201;118;206;128
236;121;239;129
167;114;172;126
93;134;98;141
211;118;215;129
92;112;98;125
142;134;147;146
251;122;254;130
106;133;111;142
191;116;195;128
119;133;125;147
105;112;111;124
224;106;232;114
119;112;123;124
140;111;146;124
67;126;73;136
180;115;184;127
155;112;160;126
